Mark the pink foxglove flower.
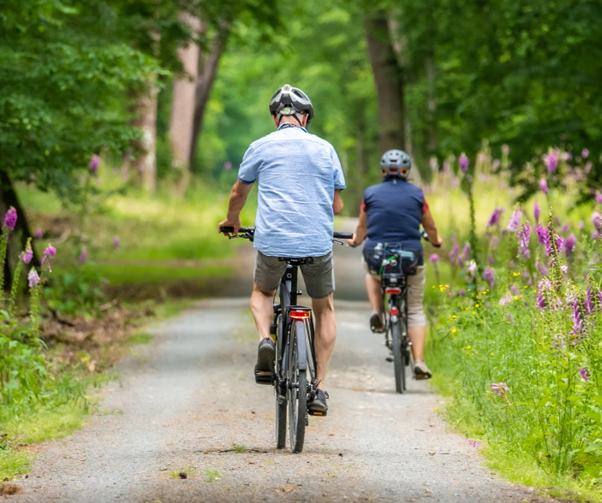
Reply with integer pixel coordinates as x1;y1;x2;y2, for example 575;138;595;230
491;382;509;397
518;223;531;259
595;192;602;205
539;179;549;194
582;149;589;159
113;236;120;248
506;209;522;232
28;268;40;288
563;234;577;256
79;248;88;264
486;208;505;227
43;244;56;257
533;202;541;223
592;211;601;232
429;254;440;264
483;267;496;288
35;228;43;239
544;151;558;172
90;155;100;174
579;368;590;382
19;246;33;264
3;207;17;231
459;154;470;173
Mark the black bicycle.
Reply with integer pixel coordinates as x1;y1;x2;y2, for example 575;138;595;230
220;226;352;453
373;231;440;393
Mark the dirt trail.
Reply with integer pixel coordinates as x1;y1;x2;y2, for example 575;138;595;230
10;243;545;502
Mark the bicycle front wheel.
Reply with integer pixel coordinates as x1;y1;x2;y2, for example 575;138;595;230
288;320;308;453
391;320;405;394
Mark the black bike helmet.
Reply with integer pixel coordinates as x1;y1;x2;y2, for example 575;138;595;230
269;84;314;125
380;149;411;178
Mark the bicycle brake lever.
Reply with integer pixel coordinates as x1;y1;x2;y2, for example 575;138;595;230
332;239;345;246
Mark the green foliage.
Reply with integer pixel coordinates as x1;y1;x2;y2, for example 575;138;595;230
428;159;602;494
45;263;106;317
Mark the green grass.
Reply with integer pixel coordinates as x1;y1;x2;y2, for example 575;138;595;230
101;264;233;286
205;468;222;482
127;333;154;345
0;402;89;480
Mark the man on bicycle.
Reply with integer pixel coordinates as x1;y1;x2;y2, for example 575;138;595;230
347;150;442;380
218;84;346;414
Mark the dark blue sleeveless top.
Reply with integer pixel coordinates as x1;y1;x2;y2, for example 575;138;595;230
362;177;428;264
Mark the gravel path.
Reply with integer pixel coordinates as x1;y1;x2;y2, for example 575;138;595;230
12;293;545;502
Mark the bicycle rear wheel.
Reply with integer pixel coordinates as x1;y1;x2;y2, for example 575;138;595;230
391;321;405;393
288;320;308;453
274;315;287;449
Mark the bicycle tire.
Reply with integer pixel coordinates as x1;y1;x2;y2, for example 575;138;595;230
391;320;405;394
288;320;307;453
274;315;286;449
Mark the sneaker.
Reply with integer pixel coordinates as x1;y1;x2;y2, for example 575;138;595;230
308;389;329;416
370;313;384;333
414;360;432;380
254;338;275;384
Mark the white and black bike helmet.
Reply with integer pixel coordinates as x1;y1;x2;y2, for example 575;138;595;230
380;149;411;178
269;84;314;126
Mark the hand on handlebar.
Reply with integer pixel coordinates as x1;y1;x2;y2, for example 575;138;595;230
218;217;240;237
347;233;360;248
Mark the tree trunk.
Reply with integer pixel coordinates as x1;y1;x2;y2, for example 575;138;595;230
169;13;201;175
365;12;405;157
425;50;438;155
188;24;230;171
130;78;159;192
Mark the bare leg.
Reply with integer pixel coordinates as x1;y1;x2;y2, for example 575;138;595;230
311;294;336;389
250;282;275;341
365;274;383;316
408;325;427;361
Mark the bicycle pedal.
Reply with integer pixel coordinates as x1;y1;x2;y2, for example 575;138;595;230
386;356;393;362
308;410;327;417
254;370;274;385
371;326;386;334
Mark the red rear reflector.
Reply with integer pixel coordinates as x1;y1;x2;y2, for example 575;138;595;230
386;288;402;294
390;307;400;316
290;310;310;320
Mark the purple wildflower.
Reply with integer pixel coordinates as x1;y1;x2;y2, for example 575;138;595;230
488;255;494;264
535;224;547;245
462;242;471;260
569;297;583;336
469;440;481;449
563;234;577;256
467;260;477;281
561;224;569;233
518;223;531;259
79;248;88;264
507;209;522;232
585;289;594;315
537;280;551;309
487;208;505;227
579;368;589;382
483;267;496;288
509;260;516;269
544;152;558;172
28;268;40;288
491;236;499;249
19;246;33;264
491;382;509;397
113;236;120;248
3;207;17;231
595;192;602;205
459;154;470;173
90;155;100;174
593;232;601;240
499;293;512;305
35;228;43;239
539;179;549;194
561;265;568;274
43;245;57;257
533;202;541;223
458;289;466;297
536;261;548;276
582;149;590;159
592;211;601;232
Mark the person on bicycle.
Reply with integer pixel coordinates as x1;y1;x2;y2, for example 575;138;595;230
218;84;346;414
347;150;442;380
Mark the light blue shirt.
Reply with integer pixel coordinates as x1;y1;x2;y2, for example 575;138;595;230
238;125;346;258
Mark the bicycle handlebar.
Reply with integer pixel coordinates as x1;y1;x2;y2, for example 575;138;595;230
421;229;441;248
219;226;354;241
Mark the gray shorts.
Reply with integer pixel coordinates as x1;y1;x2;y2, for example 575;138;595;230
254;251;335;299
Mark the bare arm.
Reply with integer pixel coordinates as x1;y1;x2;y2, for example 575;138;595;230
347;207;368;247
217;180;254;235
333;189;344;216
422;208;443;246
